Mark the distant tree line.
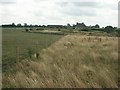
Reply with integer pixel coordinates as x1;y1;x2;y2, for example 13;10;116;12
1;22;119;33
1;23;45;28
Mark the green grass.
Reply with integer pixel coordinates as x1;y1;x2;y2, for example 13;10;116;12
2;28;63;72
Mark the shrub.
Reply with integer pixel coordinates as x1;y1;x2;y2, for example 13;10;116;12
27;48;36;59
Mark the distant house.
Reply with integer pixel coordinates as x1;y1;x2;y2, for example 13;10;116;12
75;22;87;30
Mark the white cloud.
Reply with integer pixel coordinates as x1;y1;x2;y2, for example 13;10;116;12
0;0;119;27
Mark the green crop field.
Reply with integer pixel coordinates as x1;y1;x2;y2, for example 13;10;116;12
2;28;63;72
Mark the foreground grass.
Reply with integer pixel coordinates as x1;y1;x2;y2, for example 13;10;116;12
2;29;63;72
3;35;118;88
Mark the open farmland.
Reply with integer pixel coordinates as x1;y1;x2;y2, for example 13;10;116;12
2;29;63;72
2;34;118;88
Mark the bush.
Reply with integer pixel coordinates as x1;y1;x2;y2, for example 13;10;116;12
58;29;61;31
27;48;36;59
104;26;114;33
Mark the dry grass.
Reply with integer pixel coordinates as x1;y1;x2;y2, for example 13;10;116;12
3;35;118;88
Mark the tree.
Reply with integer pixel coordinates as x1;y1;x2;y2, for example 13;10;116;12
17;23;22;27
35;25;38;27
104;26;114;33
67;23;73;32
42;25;46;27
67;23;71;27
73;24;76;29
24;23;27;27
95;24;100;28
30;24;33;27
11;23;15;26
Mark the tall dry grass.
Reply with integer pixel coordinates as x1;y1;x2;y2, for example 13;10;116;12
3;35;118;88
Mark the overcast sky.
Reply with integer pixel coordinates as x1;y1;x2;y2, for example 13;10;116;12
0;0;119;27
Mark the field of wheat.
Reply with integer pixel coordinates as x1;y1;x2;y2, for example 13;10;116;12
3;35;118;88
